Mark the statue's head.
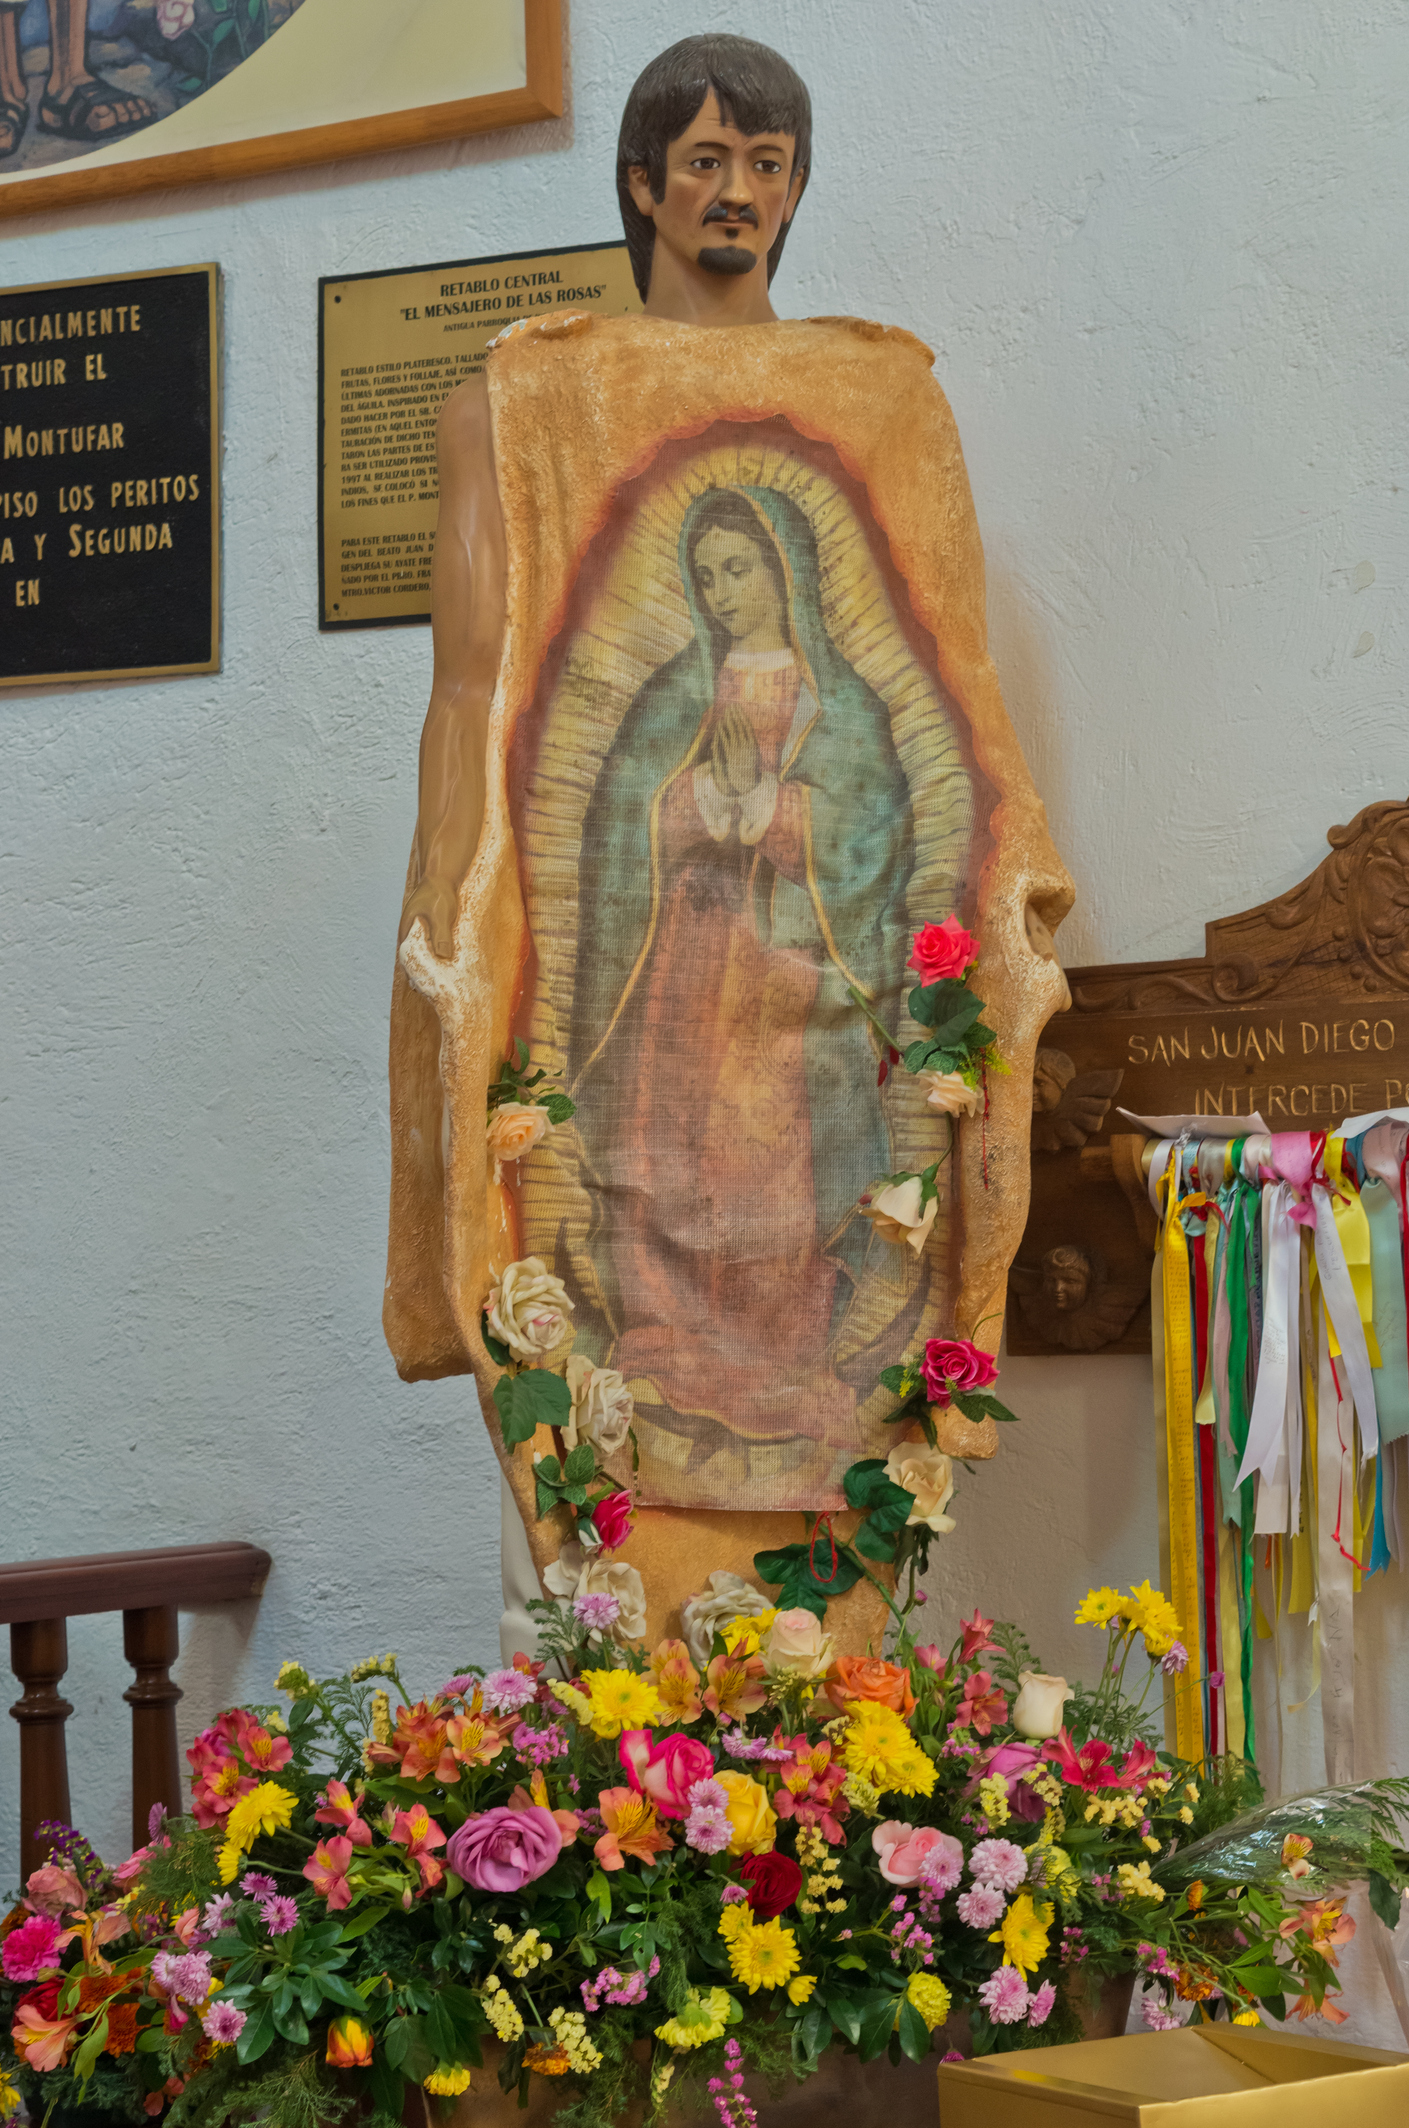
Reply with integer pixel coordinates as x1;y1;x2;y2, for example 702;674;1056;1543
618;35;811;303
1041;1244;1093;1313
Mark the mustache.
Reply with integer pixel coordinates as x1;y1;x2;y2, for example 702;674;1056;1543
703;200;759;228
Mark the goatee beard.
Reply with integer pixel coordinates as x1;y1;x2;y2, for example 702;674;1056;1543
696;243;757;278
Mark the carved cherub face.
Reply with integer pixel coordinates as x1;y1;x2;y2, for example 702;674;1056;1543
691;527;787;648
1042;1246;1092;1312
627;92;803;287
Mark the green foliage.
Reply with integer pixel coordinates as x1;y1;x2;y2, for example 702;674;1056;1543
754;1536;863;1618
493;1366;571;1447
948;1387;1020;1425
168;2046;353;2128
487;1038;576;1122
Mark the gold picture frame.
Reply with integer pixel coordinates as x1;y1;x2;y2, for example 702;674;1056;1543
0;0;561;224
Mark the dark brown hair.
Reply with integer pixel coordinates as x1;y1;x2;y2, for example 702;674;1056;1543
617;35;812;301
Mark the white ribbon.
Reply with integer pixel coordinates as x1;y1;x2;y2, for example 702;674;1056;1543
1236;1181;1302;1530
1312;1188;1381;1457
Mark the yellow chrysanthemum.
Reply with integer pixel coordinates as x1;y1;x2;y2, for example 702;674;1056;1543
655;1987;736;2049
424;2065;472;2096
988;1893;1053;1977
1232;2010;1261;2027
726;1915;801;1995
1074;1586;1125;1629
841;1703;936;1799
0;2069;20;2124
787;1975;818;2007
579;1668;664;1739
216;1780;298;1883
906;1972;953;2031
1125;1580;1182;1658
718;1900;752;1943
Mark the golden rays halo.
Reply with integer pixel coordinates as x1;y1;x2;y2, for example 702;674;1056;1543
510;433;981;1478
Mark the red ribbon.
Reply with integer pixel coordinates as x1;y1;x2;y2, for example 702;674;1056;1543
807;1512;841;1587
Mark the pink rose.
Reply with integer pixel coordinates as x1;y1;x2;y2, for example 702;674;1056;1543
980;1741;1047;1823
25;1863;86;1915
592;1490;634;1551
871;1821;964;1888
908;916;978;985
618;1730;715;1820
445;1806;562;1893
2;1912;65;1982
921;1337;999;1405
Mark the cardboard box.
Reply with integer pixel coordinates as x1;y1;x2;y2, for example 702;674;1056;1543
935;2022;1409;2126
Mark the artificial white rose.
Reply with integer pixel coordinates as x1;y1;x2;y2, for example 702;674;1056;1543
486;1256;572;1362
681;1570;773;1669
542;1541;647;1644
860;1175;937;1256
762;1606;834;1680
922;1070;980;1117
563;1353;634;1455
1012;1670;1072;1740
883;1441;957;1535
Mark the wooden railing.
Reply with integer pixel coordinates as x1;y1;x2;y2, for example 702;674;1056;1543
2;1542;272;1878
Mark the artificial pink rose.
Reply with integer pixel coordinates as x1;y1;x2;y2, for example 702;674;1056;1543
445;1806;562;1893
980;1740;1047;1823
871;1820;964;1888
908;917;979;985
618;1730;715;1820
913;1644;946;1675
2;1912;65;1982
921;1337;999;1405
24;1863;85;1915
591;1490;634;1551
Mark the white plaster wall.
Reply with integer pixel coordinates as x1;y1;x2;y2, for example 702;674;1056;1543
3;0;1406;2045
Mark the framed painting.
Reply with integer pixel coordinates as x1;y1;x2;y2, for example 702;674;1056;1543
0;0;561;220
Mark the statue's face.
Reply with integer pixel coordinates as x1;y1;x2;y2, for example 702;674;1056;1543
1043;1255;1091;1312
628;91;803;287
691;528;785;646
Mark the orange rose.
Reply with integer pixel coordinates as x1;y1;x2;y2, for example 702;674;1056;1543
824;1656;916;1718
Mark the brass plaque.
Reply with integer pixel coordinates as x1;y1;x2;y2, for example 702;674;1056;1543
0;264;220;688
318;241;640;630
1010;800;1409;1356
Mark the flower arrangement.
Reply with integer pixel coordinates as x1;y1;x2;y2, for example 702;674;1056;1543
10;1579;1404;2128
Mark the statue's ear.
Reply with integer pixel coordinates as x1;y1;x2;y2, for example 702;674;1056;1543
626;165;656;218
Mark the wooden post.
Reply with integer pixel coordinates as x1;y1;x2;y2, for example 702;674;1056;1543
9;1617;73;1881
123;1605;183;1848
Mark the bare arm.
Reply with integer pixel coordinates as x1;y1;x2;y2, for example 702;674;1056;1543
398;374;507;958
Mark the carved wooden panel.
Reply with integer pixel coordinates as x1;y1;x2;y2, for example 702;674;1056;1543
1008;800;1409;1356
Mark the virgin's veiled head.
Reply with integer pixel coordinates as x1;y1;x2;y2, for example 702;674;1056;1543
679;484;826;688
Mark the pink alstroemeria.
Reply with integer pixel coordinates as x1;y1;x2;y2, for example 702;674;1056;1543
959;1610;999;1663
956;1670;1008;1737
1046;1729;1120;1792
1118;1740;1159;1788
11;2001;80;2072
389;1804;447;1892
314;1778;373;1848
303;1836;354;1911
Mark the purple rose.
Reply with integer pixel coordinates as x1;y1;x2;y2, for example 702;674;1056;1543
446;1806;562;1893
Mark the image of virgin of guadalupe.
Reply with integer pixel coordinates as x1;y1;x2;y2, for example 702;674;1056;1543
567;482;914;1471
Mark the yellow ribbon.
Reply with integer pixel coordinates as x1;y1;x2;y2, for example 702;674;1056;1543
1160;1159;1206;1764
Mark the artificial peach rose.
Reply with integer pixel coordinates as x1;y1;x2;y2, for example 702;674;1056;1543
715;1771;777;1856
486;1257;572;1362
1011;1670;1072;1740
824;1655;916;1718
563;1353;634;1454
883;1441;956;1535
921;1070;980;1118
762;1608;834;1681
486;1102;549;1175
859;1175;936;1257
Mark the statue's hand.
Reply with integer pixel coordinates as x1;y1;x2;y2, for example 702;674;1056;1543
709;704;763;798
398;875;459;960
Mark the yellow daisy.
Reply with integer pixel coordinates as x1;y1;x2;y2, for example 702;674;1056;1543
580;1668;664;1739
217;1781;297;1883
841;1703;936;1799
726;1916;801;1995
988;1893;1054;1976
655;1988;736;2049
1074;1586;1125;1629
424;2066;472;2096
787;1975;818;2007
